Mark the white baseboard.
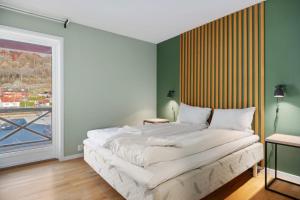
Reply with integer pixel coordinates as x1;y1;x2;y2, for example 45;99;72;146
60;153;83;161
0;146;56;169
266;168;300;185
0;151;83;168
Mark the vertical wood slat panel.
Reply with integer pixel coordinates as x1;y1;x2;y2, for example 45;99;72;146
194;29;197;106
201;27;205;106
233;13;237;108
179;3;264;142
184;32;187;103
219;18;223;108
204;25;208;106
182;33;185;102
194;29;197;105
212;21;215;108
243;9;248;108
197;28;201;106
224;16;228;108
248;6;253;108
254;4;259;134
186;32;189;104
192;29;195;105
238;11;242;108
260;2;265;143
228;15;232;108
215;20;219;108
207;23;211;107
187;31;190;104
190;31;193;105
190;31;192;105
184;33;187;103
191;29;195;105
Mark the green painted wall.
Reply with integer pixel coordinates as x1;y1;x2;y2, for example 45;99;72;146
157;0;300;176
265;0;300;176
0;8;156;156
157;36;180;121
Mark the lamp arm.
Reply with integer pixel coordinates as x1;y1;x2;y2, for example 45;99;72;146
268;98;280;167
273;98;280;133
171;105;176;121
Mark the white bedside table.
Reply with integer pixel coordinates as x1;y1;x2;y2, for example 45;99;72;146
265;133;300;199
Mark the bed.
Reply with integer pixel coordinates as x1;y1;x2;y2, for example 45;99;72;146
83;120;263;200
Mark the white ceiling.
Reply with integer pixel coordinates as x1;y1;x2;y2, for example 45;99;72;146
0;0;264;44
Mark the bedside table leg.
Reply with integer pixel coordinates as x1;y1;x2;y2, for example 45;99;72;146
265;142;268;189
275;144;277;179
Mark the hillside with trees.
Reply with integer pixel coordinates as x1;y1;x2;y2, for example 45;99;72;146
0;48;51;91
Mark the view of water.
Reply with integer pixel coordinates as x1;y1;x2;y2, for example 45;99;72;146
0;116;52;153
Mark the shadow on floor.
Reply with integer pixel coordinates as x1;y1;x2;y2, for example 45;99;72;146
203;170;253;200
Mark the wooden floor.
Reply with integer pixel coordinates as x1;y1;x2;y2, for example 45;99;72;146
0;158;299;200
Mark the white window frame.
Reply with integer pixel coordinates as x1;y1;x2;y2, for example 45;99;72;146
0;25;64;168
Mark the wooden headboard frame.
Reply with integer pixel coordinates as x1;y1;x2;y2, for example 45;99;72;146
180;2;265;143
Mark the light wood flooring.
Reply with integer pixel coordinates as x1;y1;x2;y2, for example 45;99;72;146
0;158;299;200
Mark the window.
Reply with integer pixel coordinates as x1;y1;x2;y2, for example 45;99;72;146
0;39;53;153
0;25;63;167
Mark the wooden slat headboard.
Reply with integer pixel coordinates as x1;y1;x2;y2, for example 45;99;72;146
180;2;265;142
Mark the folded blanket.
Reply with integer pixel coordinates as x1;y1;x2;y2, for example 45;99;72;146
87;127;120;146
87;126;142;147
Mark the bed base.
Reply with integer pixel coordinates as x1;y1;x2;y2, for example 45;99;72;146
84;143;263;200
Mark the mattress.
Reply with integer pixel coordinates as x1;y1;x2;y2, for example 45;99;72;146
84;141;263;200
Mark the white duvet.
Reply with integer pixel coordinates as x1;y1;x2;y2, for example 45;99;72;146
85;123;260;189
109;129;253;167
84;134;259;189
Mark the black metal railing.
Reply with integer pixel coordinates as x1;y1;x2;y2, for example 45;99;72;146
0;107;52;148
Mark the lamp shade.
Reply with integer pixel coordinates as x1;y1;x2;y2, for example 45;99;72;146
274;85;285;98
167;90;175;98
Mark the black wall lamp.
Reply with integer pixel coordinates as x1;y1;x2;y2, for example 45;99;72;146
274;85;285;98
273;84;286;133
167;90;175;98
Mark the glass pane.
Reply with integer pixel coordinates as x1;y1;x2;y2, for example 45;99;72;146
0;39;52;153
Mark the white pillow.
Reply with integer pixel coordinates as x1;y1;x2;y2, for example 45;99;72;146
209;107;256;132
177;103;211;125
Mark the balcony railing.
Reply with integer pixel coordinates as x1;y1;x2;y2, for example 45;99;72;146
0;107;52;153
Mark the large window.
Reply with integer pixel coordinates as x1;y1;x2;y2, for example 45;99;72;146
0;39;52;153
0;26;63;167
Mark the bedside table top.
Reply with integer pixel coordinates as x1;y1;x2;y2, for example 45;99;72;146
265;133;300;147
143;118;170;123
